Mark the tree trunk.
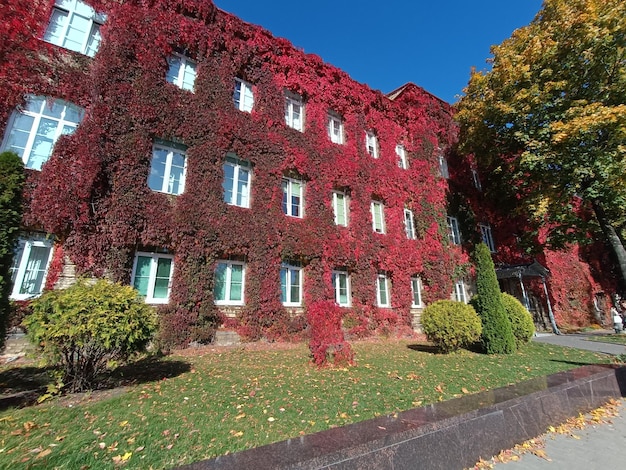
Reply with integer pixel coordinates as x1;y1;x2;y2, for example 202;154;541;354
592;200;626;292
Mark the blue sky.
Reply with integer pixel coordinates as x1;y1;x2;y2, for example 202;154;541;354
214;1;544;104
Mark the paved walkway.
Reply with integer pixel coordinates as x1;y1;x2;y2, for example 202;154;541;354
488;331;626;469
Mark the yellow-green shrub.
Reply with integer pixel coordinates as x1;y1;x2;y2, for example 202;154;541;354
24;279;158;392
501;293;535;347
421;300;482;353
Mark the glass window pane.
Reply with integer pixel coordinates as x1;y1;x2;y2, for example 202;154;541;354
153;258;171;299
237;169;249;207
133;256;152;296
290;269;300;303
43;9;68;45
223;163;235;204
166;56;181;84
282;180;289;214
19;245;51;295
280;268;287;302
229;264;243;301
148;148;167;191
214;263;227;301
63;13;90;52
5;114;35;158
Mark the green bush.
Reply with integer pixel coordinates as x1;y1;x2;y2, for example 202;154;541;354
0;151;25;351
472;243;516;354
23;279;158;392
421;300;482;353
501;293;535;347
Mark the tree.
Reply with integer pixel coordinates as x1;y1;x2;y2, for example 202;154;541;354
471;243;516;354
24;279;158;392
0;151;24;350
456;0;626;288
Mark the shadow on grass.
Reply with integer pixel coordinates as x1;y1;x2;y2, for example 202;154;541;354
407;342;484;355
0;356;191;410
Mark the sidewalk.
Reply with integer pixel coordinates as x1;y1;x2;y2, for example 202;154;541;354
487;331;626;469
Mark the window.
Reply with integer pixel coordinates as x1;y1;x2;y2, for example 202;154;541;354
332;270;351;307
332;190;349;226
43;0;105;57
411;277;423;308
282;177;303;218
365;131;379;158
1;95;84;170
404;208;416;239
166;53;197;91
223;153;251;208
453;280;467;303
447;216;461;245
234;78;254;113
472;169;482;191
284;92;304;131
214;260;245;305
9;235;54;300
480;224;496;252
396;144;408;169
371;201;386;234
376;273;391;307
327;112;344;144
132;252;174;304
438;155;449;179
281;263;302;306
148;140;187;195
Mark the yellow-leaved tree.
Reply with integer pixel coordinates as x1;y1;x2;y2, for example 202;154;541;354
456;0;626;287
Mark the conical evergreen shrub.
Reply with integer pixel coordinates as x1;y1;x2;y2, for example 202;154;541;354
471;243;516;354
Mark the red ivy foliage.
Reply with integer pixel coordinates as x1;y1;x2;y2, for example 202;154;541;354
2;0;465;356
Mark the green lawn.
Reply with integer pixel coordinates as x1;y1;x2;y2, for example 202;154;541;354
0;339;613;469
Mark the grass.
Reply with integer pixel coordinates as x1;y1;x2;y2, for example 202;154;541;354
0;339;614;469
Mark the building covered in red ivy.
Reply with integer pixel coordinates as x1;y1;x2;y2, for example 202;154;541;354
1;0;617;346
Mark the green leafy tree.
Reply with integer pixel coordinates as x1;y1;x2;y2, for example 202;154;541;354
457;0;626;286
471;243;516;354
24;279;158;392
0;151;24;350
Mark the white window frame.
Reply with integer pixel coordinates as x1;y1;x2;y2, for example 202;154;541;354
213;260;245;306
131;252;174;304
282;177;304;218
447;216;461;245
327;112;344;144
234;78;254;113
365;131;379;158
9;235;54;300
453;279;468;304
404;208;416;239
438;154;449;179
332;270;351;307
396;144;408;169
284;92;304;131
371;201;386;234
148;140;187;195
332;190;349;226
281;263;303;306
0;95;84;171
472;168;482;191
223;153;251;208
411;277;424;308
166;52;197;92
376;273;391;308
480;224;496;253
43;0;105;57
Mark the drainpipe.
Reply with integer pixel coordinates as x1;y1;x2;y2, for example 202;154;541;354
518;272;530;310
